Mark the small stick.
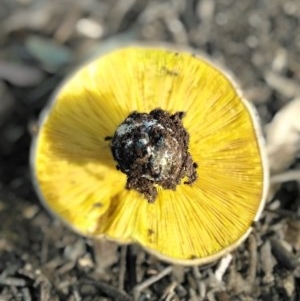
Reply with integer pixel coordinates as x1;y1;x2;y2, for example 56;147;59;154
192;266;205;298
270;238;297;270
21;287;32;301
133;266;173;300
270;170;300;184
118;246;127;291
40;234;49;264
265;207;300;220
159;281;177;301
215;254;233;283
38;279;51;301
0;276;27;287
260;241;275;284
247;234;257;285
84;280;133;301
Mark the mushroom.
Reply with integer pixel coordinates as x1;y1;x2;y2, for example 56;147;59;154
31;46;269;265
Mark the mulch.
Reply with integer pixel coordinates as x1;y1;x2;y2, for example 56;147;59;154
0;0;300;300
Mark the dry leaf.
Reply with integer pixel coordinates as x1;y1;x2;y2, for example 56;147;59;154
266;98;300;174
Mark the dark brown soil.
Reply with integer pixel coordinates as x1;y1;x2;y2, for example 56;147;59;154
111;109;197;203
0;0;300;300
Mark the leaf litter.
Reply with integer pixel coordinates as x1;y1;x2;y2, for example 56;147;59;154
0;0;300;300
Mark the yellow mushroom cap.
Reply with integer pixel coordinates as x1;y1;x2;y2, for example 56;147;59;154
31;46;269;265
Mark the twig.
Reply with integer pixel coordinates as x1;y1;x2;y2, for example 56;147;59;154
21;287;32;301
247;234;257;285
127;245;138;291
133;266;173;300
40;234;49;265
37;278;51;301
118;246;127;291
271;170;300;184
270;238;297;270
192;266;205;298
159;281;177;301
0;276;27;287
215;254;232;283
84;280;133;301
265;207;300;220
260;241;275;284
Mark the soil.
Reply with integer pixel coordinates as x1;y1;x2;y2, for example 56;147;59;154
0;0;300;300
111;109;197;203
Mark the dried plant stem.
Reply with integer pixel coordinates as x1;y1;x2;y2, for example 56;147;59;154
133;266;173;300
